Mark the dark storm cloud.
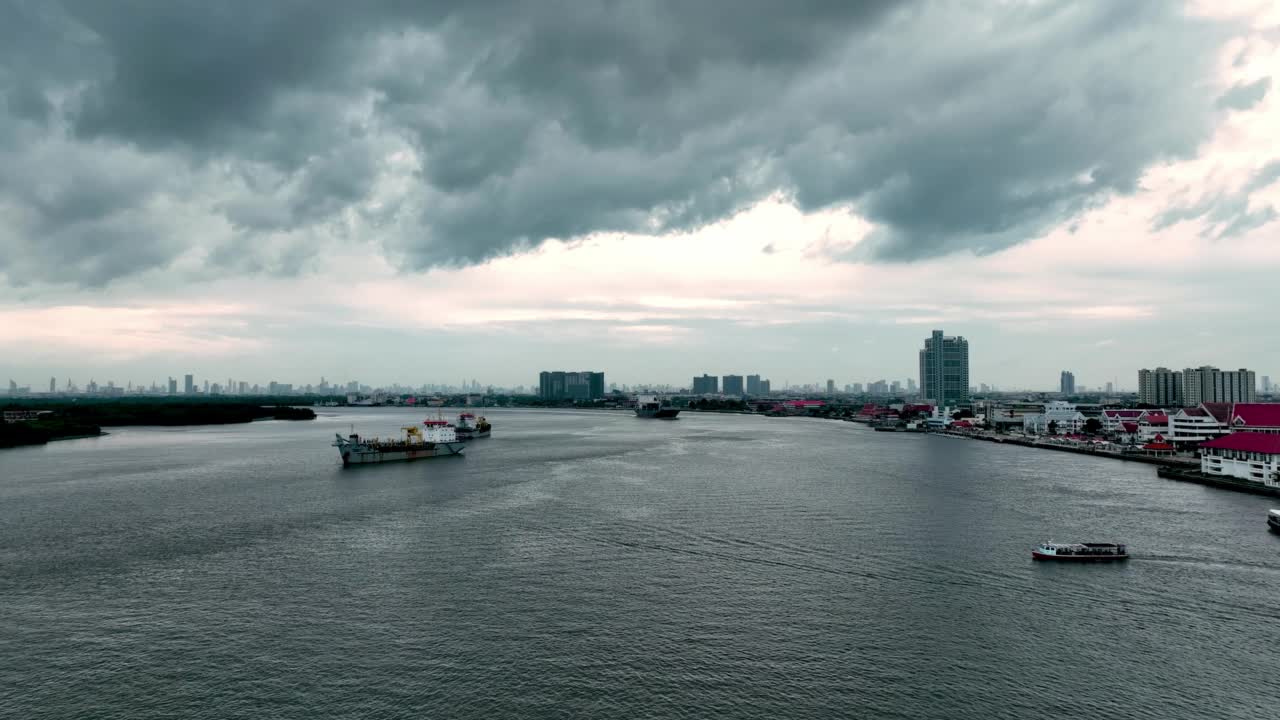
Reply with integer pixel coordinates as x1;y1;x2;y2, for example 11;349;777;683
0;0;1249;287
1215;77;1271;110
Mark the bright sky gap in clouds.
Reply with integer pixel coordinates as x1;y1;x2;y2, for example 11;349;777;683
2;1;1279;390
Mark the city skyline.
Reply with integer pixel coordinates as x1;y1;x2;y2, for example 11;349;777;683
3;3;1280;392
9;356;1280;397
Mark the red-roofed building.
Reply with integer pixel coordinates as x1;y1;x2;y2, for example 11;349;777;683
1169;405;1230;446
1115;421;1140;445
1200;433;1280;487
1102;409;1148;432
855;403;888;421
1201;402;1232;425
901;404;934;418
1137;413;1170;442
1142;434;1175;456
1230;403;1280;434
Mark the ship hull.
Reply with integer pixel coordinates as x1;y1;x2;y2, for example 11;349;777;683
635;409;680;419
340;442;466;465
1268;516;1280;533
1032;551;1128;562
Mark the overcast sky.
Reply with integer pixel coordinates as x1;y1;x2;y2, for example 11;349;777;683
2;0;1279;392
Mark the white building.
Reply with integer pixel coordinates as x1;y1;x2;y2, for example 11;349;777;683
1101;409;1148;433
1199;433;1280;488
1136;413;1171;442
1169;405;1230;446
1022;401;1087;435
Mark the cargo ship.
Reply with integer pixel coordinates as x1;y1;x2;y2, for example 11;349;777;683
455;413;491;440
332;420;465;465
635;395;679;419
1031;542;1128;562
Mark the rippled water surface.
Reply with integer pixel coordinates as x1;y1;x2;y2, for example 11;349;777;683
2;409;1278;719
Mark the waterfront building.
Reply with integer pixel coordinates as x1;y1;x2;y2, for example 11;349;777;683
1199;433;1280;488
1060;371;1075;395
722;375;745;396
1169;404;1231;446
1115;422;1141;445
746;375;762;395
1228;403;1280;434
1022;401;1086;435
1137;413;1171;442
692;374;719;395
1102;409;1148;433
918;330;970;407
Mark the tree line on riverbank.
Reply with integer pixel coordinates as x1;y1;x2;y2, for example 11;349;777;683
0;400;316;448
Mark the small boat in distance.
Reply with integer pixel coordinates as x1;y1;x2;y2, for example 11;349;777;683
1032;542;1129;562
1268;509;1280;533
455;412;491;440
635;395;679;419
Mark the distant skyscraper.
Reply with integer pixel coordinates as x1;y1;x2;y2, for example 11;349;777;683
759;379;771;394
918;329;970;407
1060;371;1075;395
1180;366;1256;405
1105;381;1114;395
184;374;194;394
907;378;917;393
826;379;835;395
692;374;719;394
1264;376;1273;394
722;375;744;395
538;371;604;400
168;377;178;395
851;383;863;394
49;376;56;394
746;374;762;394
1137;368;1182;406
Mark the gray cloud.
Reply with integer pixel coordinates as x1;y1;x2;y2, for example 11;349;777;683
1215;77;1271;110
0;0;1248;287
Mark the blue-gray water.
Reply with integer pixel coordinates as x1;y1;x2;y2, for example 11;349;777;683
2;409;1278;719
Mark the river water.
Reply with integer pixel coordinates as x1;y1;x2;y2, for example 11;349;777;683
2;408;1277;719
